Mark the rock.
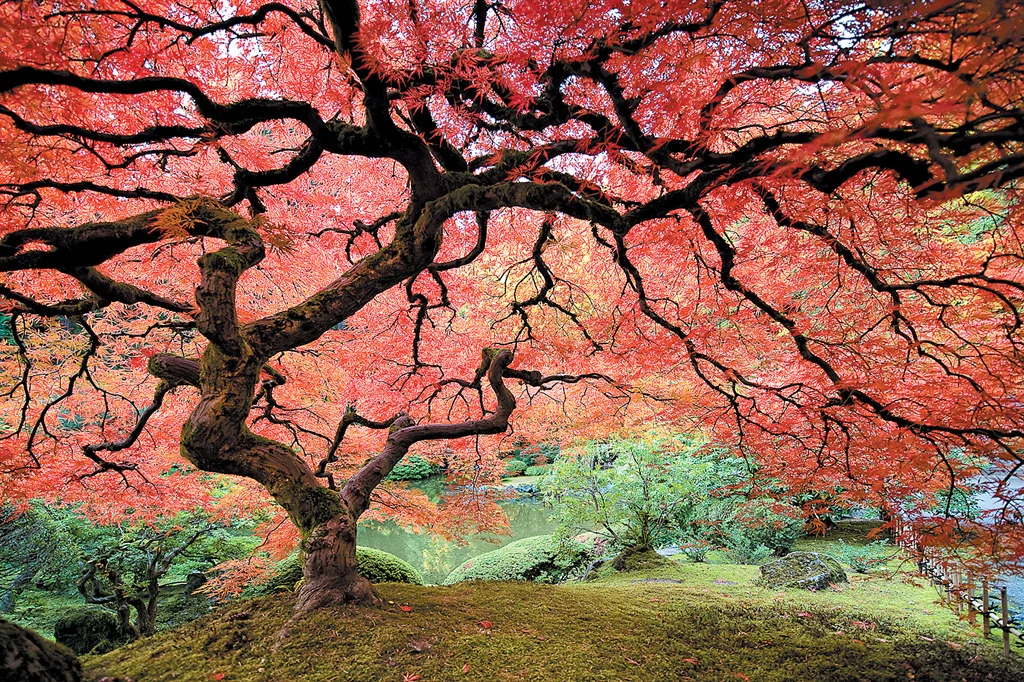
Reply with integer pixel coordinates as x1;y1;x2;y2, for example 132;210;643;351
0;618;82;682
185;570;208;593
53;608;125;656
757;552;848;590
656;546;682;557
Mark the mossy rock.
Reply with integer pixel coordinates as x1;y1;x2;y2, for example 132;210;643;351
757;551;848;590
1;618;82;682
259;547;424;594
443;535;591;585
53;608;126;656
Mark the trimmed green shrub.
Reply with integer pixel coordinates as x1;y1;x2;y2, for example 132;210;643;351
443;535;592;585
387;456;438;481
354;547;424;585
53;608;125;656
504;459;528;476
1;618;82;682
722;535;775;566
257;547;424;595
523;465;549;477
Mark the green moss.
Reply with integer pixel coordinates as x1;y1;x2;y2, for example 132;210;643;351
757;552;848;590
54;608;126;656
443;535;591;585
290;486;344;538
83;578;1023;682
609;548;669;573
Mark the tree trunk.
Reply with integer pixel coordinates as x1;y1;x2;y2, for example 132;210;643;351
0;563;37;613
294;509;378;613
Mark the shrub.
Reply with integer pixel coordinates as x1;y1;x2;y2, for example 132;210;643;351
53;608;125;655
721;535;775;565
443;535;592;585
504;460;528;476
543;436;707;552
725;498;804;556
354;547;424;585
524;465;549;477
257;547;424;595
830;539;891;573
387;456;438;481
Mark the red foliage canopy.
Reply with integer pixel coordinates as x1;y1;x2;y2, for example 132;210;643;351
0;0;1022;570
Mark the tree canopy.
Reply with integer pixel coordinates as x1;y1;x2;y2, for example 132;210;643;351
1;0;1023;603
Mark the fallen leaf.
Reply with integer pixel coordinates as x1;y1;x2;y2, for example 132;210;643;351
211;674;225;681
626;658;640;665
683;658;699;664
479;620;492;629
462;663;471;674
401;605;414;613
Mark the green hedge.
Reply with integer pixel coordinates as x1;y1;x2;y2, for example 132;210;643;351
504;460;528;476
524;465;549;477
387;456;439;481
443;535;591;585
258;547;424;594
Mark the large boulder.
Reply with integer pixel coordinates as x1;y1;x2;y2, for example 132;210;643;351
757;552;848;590
1;618;82;682
443;535;592;585
53;608;125;656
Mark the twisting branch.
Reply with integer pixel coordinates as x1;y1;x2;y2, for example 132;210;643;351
314;406;406;490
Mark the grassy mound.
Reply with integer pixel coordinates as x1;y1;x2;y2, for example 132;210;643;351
84;567;1023;682
443;535;590;585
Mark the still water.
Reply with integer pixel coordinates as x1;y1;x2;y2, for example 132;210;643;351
357;477;556;584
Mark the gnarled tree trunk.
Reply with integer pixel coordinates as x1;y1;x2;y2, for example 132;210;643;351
296;507;377;611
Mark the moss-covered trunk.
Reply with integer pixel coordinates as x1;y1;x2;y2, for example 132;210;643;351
295;509;378;612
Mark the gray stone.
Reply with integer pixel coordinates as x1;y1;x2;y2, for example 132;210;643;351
1;618;82;682
757;552;848;591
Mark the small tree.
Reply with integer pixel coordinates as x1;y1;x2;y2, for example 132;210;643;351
76;513;241;639
0;502;92;612
543;435;709;553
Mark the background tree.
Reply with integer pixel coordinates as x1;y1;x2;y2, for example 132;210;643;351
76;513;235;638
1;0;1023;611
0;503;89;612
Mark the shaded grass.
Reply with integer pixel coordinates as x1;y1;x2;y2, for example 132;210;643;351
85;573;1023;682
4;591;83;639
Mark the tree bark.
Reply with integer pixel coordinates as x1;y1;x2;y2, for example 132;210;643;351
0;563;37;613
295;507;378;612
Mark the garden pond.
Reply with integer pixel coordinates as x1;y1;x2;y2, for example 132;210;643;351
357;476;556;584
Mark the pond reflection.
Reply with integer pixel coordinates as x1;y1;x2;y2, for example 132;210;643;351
358;478;556;584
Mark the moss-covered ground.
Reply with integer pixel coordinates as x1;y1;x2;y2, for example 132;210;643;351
84;551;1023;682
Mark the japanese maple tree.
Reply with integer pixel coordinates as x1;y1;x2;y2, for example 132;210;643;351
1;0;1023;610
